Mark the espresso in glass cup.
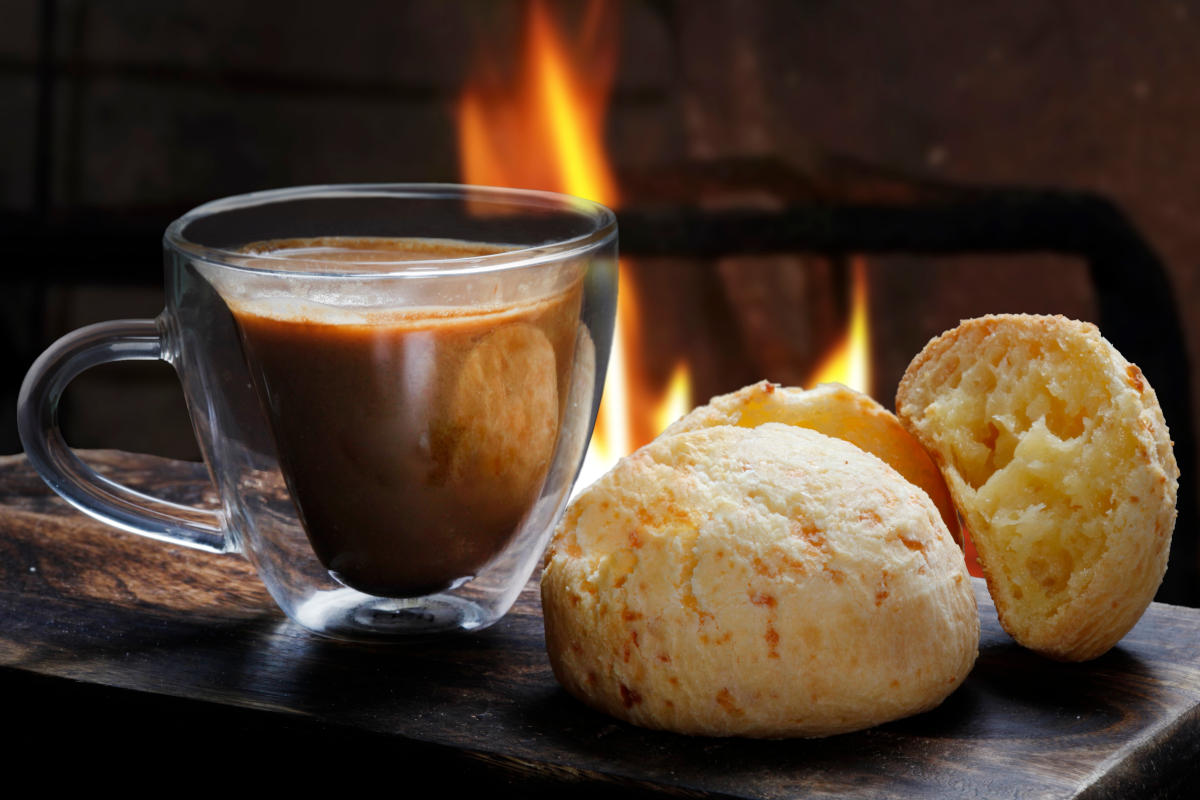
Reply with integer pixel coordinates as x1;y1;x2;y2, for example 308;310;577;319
18;185;617;639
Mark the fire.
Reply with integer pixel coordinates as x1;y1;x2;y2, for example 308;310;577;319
457;0;618;206
808;258;872;395
653;362;693;434
457;0;691;486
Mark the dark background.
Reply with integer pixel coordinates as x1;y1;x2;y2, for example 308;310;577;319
3;0;1198;600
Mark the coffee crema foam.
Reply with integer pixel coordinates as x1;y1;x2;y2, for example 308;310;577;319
237;236;515;270
214;236;571;326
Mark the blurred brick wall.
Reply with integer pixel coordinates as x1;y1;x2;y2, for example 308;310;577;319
3;1;1197;509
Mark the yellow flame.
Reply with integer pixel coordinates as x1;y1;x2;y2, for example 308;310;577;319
592;273;633;462
809;258;871;395
653;362;693;434
457;1;688;488
457;0;617;206
531;6;618;205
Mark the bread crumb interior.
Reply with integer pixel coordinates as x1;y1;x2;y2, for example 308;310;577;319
923;336;1132;614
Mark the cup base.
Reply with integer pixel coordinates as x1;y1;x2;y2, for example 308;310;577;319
291;588;493;641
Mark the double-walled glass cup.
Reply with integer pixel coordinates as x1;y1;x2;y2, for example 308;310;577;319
18;184;617;640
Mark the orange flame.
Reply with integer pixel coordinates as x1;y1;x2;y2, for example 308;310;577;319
458;0;618;206
808;258;872;395
457;0;690;487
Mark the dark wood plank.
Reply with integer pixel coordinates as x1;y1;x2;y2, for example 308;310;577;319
1;451;1198;797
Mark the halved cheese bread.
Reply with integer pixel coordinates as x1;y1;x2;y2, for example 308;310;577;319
896;314;1177;661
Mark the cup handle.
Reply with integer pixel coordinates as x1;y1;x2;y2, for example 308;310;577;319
17;318;227;552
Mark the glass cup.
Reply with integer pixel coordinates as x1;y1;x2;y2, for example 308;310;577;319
18;184;617;640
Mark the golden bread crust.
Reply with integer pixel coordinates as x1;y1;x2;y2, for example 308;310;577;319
896;314;1177;661
663;381;961;543
542;424;978;737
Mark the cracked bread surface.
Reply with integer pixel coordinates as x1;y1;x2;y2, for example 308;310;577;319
541;424;978;738
896;314;1177;661
663;380;961;544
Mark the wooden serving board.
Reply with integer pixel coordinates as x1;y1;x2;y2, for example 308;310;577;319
1;450;1198;797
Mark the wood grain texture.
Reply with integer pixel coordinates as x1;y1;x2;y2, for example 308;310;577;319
1;451;1198;797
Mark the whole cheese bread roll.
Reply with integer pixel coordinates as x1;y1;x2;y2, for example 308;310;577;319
542;424;978;738
896;314;1178;661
